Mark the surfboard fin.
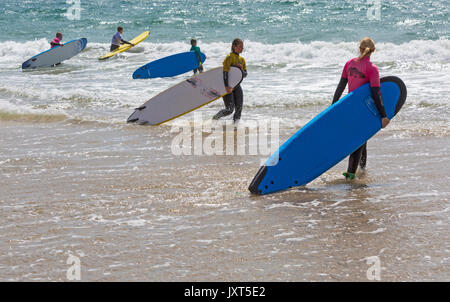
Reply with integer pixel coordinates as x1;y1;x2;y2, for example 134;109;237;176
136;106;146;111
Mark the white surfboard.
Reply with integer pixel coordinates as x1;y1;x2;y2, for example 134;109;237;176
22;38;87;69
127;66;244;125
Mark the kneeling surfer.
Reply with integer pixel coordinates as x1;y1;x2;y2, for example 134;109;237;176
332;37;390;179
213;38;247;123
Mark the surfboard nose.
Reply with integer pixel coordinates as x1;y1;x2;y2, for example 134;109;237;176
248;166;267;195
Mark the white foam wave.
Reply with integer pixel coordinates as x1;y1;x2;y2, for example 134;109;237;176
0;39;448;69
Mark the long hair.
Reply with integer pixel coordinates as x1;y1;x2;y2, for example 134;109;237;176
358;37;375;61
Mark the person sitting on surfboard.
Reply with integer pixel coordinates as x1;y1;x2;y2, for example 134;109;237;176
50;32;64;48
332;37;390;180
190;39;205;74
213;38;247;123
110;27;134;52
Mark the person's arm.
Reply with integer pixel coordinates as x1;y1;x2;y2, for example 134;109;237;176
223;71;229;87
240;58;247;78
195;51;202;65
223;55;233;93
50;41;64;47
332;62;349;104
231;58;247;77
369;65;389;128
371;87;390;128
332;77;348;104
121;39;134;46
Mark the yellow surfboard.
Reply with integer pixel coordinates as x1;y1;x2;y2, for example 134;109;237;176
99;31;150;60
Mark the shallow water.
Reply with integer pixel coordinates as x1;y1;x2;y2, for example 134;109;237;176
0;0;449;281
0;119;448;281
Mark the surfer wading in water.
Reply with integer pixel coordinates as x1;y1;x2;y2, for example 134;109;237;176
110;26;134;52
332;37;390;180
50;32;64;48
213;38;247;123
190;39;205;75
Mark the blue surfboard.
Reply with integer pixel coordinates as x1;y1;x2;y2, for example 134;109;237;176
132;51;206;79
22;38;87;69
248;76;407;195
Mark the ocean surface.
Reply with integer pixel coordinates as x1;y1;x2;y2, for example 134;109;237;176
0;0;449;281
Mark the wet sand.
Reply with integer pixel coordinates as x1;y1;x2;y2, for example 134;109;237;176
0;119;448;281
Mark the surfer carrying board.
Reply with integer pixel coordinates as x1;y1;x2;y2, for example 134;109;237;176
110;27;134;52
50;32;64;48
332;37;390;180
213;38;247;123
190;39;205;74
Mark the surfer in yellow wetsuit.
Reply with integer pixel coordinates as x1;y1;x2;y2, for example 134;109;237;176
213;38;247;123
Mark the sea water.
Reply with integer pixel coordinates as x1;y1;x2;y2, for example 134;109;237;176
0;0;449;281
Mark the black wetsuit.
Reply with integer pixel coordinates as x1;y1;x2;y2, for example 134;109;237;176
215;84;244;122
332;77;387;174
213;52;247;122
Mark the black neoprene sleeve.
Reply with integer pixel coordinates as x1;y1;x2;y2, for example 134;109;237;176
223;71;229;87
370;86;387;118
332;77;348;104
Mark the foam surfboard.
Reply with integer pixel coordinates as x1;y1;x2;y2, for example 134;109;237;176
132;51;207;79
99;31;149;60
248;76;407;195
22;38;87;69
127;66;244;125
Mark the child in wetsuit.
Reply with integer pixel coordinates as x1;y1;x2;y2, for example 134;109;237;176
110;26;134;52
213;38;247;123
50;32;64;48
190;39;204;74
332;37;390;179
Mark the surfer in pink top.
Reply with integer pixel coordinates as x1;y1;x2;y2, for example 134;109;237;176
50;32;64;48
332;37;390;180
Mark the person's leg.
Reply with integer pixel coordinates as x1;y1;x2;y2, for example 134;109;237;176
344;144;365;179
232;85;243;122
359;143;367;169
110;44;119;52
213;93;235;120
198;64;204;73
193;68;198;75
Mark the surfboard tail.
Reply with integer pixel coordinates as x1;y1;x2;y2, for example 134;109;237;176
380;76;407;116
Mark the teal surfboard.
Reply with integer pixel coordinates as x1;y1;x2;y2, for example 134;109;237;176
248;76;407;195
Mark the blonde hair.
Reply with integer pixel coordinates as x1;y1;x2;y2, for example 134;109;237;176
358;37;375;61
